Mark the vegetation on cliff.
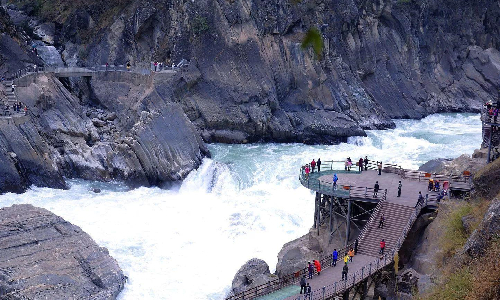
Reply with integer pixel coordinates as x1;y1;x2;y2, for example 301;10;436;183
419;159;500;299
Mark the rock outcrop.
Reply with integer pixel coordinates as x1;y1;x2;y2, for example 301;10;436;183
0;71;209;193
462;199;500;258
231;258;275;295
0;204;126;299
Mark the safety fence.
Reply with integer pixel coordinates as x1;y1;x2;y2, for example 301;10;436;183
5;64;181;80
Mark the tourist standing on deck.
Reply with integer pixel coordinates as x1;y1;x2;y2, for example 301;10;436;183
344;253;349;264
333;173;338;190
398;181;402;197
317;158;321;172
380;239;386;254
378;214;385;228
354;239;359;255
332;249;338;266
300;275;307;294
347;157;352;171
305;283;311;299
358;158;363;172
314;260;321;275
348;248;354;262
342;264;348;280
377;161;382;175
305;165;310;180
307;261;314;279
311;159;316;173
374;181;380;197
364;156;369;171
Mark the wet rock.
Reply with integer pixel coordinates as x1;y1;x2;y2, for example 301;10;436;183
231;258;274;295
0;204;126;299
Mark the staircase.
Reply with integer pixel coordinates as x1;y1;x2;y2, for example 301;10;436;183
357;202;414;257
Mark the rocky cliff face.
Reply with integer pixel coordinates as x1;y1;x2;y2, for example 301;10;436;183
0;204;126;299
5;0;499;143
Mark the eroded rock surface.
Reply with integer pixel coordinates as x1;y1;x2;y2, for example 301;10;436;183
231;258;275;295
0;204;126;299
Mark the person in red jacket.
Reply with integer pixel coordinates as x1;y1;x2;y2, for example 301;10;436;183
311;159;316;173
314;259;321;275
380;239;386;254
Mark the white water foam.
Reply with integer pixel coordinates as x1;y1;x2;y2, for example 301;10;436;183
0;113;482;299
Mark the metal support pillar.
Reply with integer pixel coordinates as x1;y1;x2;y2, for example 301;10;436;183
488;125;493;163
329;196;333;232
313;193;318;229
316;193;321;236
345;199;352;248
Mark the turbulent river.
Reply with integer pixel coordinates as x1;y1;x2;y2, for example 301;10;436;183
0;113;482;299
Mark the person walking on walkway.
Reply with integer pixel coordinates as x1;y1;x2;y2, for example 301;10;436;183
332;249;338;267
373;181;380;198
348;248;354;262
311;159;316;173
358;157;363;172
300;275;307;294
418;191;424;206
354;239;359;255
378;214;385;228
317;158;321;172
364;156;369;171
377;161;383;175
380;239;386;254
314;259;321;275
307;261;314;279
304;283;311;299
333;173;338;190
398;181;402;197
343;253;349;264
342;264;348;280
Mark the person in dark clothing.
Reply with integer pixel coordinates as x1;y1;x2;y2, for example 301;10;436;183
310;159;316;173
364;156;369;171
377;161;382;175
354;239;359;255
342;264;348;280
358;158;363;172
317;158;321;172
332;249;338;267
397;181;402;197
418;191;424;206
307;261;314;279
300;275;307;294
305;283;312;299
378;214;385;228
373;181;380;197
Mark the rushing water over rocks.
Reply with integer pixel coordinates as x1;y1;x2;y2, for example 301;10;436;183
0;113;481;299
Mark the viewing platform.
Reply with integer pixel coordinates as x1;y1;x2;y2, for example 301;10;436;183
227;160;472;300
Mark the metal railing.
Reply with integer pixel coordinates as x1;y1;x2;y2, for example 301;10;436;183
5;64;181;81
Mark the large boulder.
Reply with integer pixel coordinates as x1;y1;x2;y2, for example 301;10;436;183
0;204;126;299
231;258;274;295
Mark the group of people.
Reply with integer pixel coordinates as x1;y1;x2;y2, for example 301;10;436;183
428;179;441;192
486;101;499;123
302;158;322;179
3;102;28;116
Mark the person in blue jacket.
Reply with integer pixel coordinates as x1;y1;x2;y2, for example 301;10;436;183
332;174;338;190
332;249;338;267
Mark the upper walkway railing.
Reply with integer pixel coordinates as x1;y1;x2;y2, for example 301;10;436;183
4;64;182;81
